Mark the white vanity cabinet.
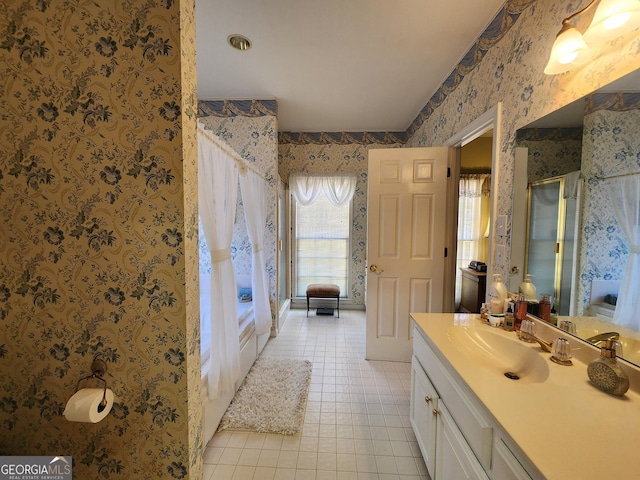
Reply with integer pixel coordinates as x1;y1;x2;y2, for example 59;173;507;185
410;325;535;480
435;400;490;480
491;439;534;480
410;357;438;474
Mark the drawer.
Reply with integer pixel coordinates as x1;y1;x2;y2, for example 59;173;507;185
413;326;493;470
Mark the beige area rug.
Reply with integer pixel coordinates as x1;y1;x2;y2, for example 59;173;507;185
217;357;312;435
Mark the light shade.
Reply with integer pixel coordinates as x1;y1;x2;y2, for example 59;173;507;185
583;0;640;43
544;23;594;75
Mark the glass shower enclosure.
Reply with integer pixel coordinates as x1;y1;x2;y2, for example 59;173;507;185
525;176;581;316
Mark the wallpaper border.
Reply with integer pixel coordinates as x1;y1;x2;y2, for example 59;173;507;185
278;131;407;145
198;99;277;117
585;92;640;115
516;127;584;142
406;0;536;137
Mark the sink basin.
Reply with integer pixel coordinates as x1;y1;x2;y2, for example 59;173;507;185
447;327;550;384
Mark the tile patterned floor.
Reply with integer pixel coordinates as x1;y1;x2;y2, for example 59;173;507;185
203;309;430;480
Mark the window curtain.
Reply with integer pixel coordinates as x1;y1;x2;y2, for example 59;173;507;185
290;173;357;206
456;174;491;307
239;170;272;336
607;175;640;331
198;130;241;399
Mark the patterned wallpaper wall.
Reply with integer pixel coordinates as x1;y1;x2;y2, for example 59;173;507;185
8;0;639;477
197;112;279;324
0;1;201;479
516;128;583;183
278;139;403;306
404;0;640;282
578;104;640;314
276;0;640;309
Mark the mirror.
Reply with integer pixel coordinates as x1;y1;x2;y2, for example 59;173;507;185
512;68;640;367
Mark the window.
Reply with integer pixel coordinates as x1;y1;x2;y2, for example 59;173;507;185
294;194;350;297
455;174;490;306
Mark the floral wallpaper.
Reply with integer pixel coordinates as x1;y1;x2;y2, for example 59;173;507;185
197;112;279;326
278;139;403;306
6;0;637;477
578;105;640;314
275;0;640;310
515;128;583;183
405;0;640;282
0;1;201;479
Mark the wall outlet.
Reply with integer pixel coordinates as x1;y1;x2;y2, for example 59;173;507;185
495;245;505;266
496;215;508;236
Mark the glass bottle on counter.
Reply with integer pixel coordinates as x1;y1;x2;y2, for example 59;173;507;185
503;303;515;331
538;294;551;322
514;294;528;331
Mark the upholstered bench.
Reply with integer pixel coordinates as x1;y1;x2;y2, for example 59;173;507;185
306;284;340;317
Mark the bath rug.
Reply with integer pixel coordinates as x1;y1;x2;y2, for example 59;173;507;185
217;357;312;435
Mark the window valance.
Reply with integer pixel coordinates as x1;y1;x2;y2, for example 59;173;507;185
290;173;357;206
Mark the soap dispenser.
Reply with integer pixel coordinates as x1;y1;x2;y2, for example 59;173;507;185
518;274;536;301
587;339;630;396
487;274;508;313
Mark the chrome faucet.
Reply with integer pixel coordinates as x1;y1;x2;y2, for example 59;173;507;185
517;331;553;352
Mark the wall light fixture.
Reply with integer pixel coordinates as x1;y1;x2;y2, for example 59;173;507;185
544;0;640;75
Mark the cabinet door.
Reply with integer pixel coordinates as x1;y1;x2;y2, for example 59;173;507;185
410;356;439;477
435;403;490;480
492;438;533;480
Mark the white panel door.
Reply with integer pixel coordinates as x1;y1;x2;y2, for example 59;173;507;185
366;147;451;362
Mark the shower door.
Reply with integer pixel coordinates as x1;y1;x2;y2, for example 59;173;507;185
277;180;289;311
525;177;579;315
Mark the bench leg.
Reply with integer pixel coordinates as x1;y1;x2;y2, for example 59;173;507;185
337;296;340;318
307;295;309;317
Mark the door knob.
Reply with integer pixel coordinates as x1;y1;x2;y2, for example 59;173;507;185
432;408;439;416
424;395;431;404
369;264;384;274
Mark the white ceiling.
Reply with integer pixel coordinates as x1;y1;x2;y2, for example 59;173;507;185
195;0;507;133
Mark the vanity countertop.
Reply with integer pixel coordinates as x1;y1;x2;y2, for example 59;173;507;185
411;313;640;480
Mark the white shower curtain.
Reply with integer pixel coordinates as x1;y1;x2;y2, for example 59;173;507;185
198;130;241;399
239;170;272;335
607;175;640;331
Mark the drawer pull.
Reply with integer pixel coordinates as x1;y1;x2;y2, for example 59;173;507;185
424;395;432;404
432;408;439;416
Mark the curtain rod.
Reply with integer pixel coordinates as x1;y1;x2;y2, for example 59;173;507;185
197;122;265;179
595;170;640;181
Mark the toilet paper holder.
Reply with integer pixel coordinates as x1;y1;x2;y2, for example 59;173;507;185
75;354;109;412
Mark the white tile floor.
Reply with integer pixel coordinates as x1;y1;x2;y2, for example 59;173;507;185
203;309;430;480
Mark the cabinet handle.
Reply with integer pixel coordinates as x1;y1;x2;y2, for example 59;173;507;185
432;408;439;416
424;395;431;404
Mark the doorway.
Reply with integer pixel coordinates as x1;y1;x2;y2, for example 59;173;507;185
455;136;492;312
445;104;502;312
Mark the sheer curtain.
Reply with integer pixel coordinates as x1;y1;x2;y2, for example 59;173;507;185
198;130;241;399
239;170;272;335
456;174;491;307
607;175;640;331
290;173;356;207
290;173;356;296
